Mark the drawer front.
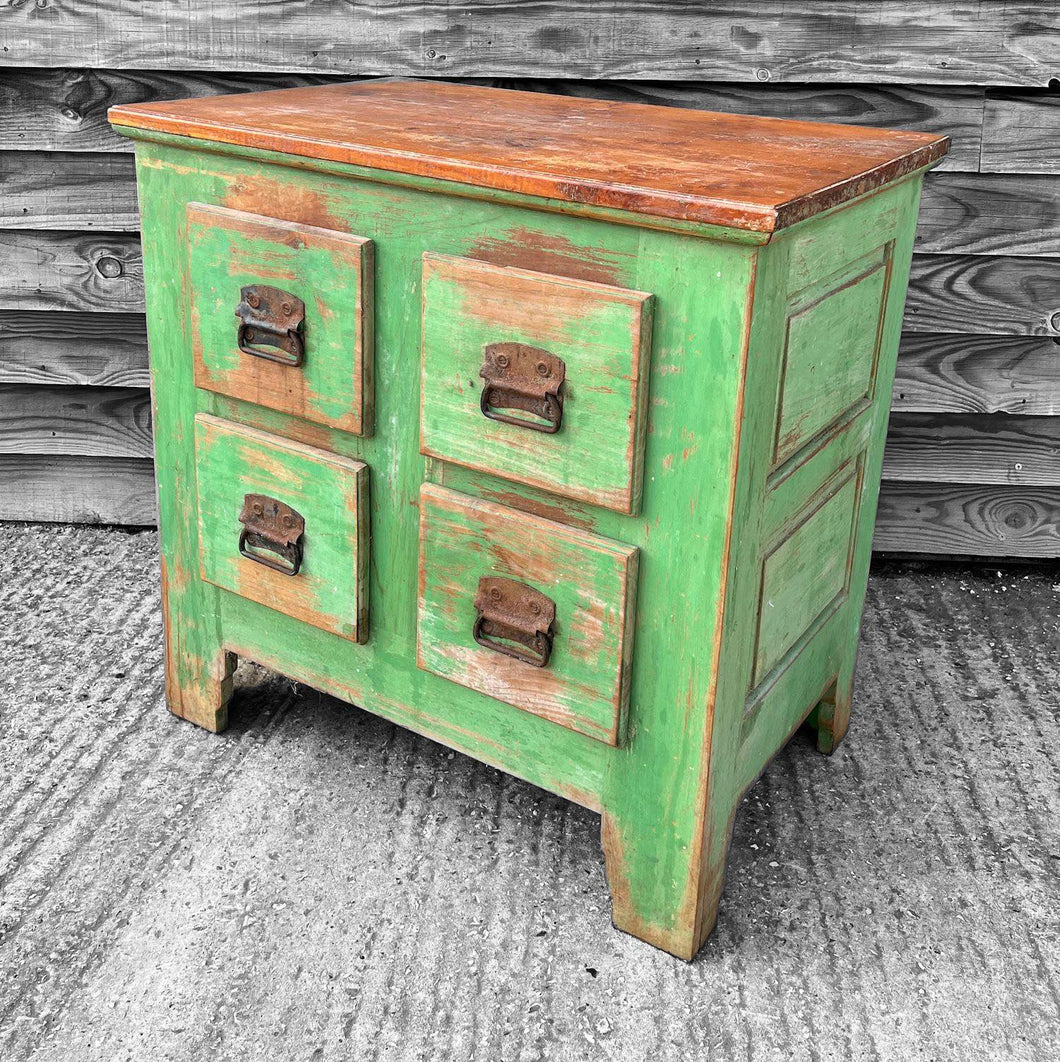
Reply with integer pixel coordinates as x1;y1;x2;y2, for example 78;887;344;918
195;414;369;642
420;253;653;514
189;203;373;435
417;484;638;745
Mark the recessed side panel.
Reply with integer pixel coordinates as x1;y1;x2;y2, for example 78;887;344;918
773;252;890;467
752;465;861;687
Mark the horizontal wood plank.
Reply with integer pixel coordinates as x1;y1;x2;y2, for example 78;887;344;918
0;151;138;229
882;413;1060;487
0;311;149;386
0;68;346;153
905;254;1060;337
0;453;156;524
2;4;1054;86
916;173;1060;258
873;481;1059;558
0;231;143;312
0;384;153;458
893;333;1060;416
981;92;1060;174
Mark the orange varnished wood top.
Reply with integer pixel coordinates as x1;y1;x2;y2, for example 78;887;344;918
110;80;949;234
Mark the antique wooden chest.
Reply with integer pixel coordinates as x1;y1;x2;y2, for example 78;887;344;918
110;81;947;959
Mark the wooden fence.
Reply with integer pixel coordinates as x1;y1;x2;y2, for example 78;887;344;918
0;5;1057;556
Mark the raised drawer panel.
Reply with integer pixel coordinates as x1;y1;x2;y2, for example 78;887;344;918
420;253;653;514
195;414;369;642
417;484;639;745
774;256;889;466
189;203;373;435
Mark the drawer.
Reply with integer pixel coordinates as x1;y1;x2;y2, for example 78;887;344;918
195;414;369;642
417;484;639;745
188;203;373;435
420;253;653;514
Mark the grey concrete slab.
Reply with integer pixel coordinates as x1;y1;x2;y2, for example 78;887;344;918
0;524;1057;1061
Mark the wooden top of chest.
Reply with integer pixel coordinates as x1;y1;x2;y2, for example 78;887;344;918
110;79;948;234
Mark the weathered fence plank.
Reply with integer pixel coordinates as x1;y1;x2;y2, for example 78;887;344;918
981;92;1060;174
892;333;1060;416
0;453;156;524
1;4;1055;86
882;413;1060;487
873;482;1059;557
0;384;153;458
0;311;149;387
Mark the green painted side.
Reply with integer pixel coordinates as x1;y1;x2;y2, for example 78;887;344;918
421;252;654;514
128;124;930;960
188;204;369;432
774;260;887;464
417;483;638;745
195;413;368;642
753;471;859;684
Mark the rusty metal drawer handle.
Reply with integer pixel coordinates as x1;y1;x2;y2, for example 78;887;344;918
479;342;565;434
235;284;306;366
237;493;305;576
473;576;556;668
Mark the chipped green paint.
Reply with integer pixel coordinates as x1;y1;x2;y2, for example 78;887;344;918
121;117;930;959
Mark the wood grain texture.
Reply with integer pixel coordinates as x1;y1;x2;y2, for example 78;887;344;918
3;70;983;170
874;482;1059;557
0;384;152;458
0;230;143;312
0;151;138;230
893;333;1060;416
882;413;1060;487
0;68;346;152
6;4;1056;85
0;453;155;524
417;483;638;746
904;254;1060;337
110;80;948;233
916;173;1060;257
0;311;148;387
981;92;1060;174
520;80;982;172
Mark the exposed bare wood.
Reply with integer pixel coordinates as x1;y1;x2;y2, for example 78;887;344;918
0;385;152;458
520;80;983;172
882;413;1060;487
0;453;156;524
904;254;1060;337
0;231;143;312
2;4;1054;86
893;333;1060;416
0;311;149;387
0;68;346;152
0;151;138;229
916;173;1060;257
874;482;1059;558
981;92;1060;174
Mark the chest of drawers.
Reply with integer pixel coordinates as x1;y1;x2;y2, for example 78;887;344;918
111;81;947;959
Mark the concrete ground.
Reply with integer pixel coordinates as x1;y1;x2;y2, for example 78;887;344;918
0;524;1057;1062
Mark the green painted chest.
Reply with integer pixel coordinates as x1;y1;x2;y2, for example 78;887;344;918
111;81;947;959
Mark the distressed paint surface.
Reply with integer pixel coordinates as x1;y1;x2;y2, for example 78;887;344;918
195;414;369;642
420;253;653;513
417;483;638;745
189;202;372;435
119;87;936;960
